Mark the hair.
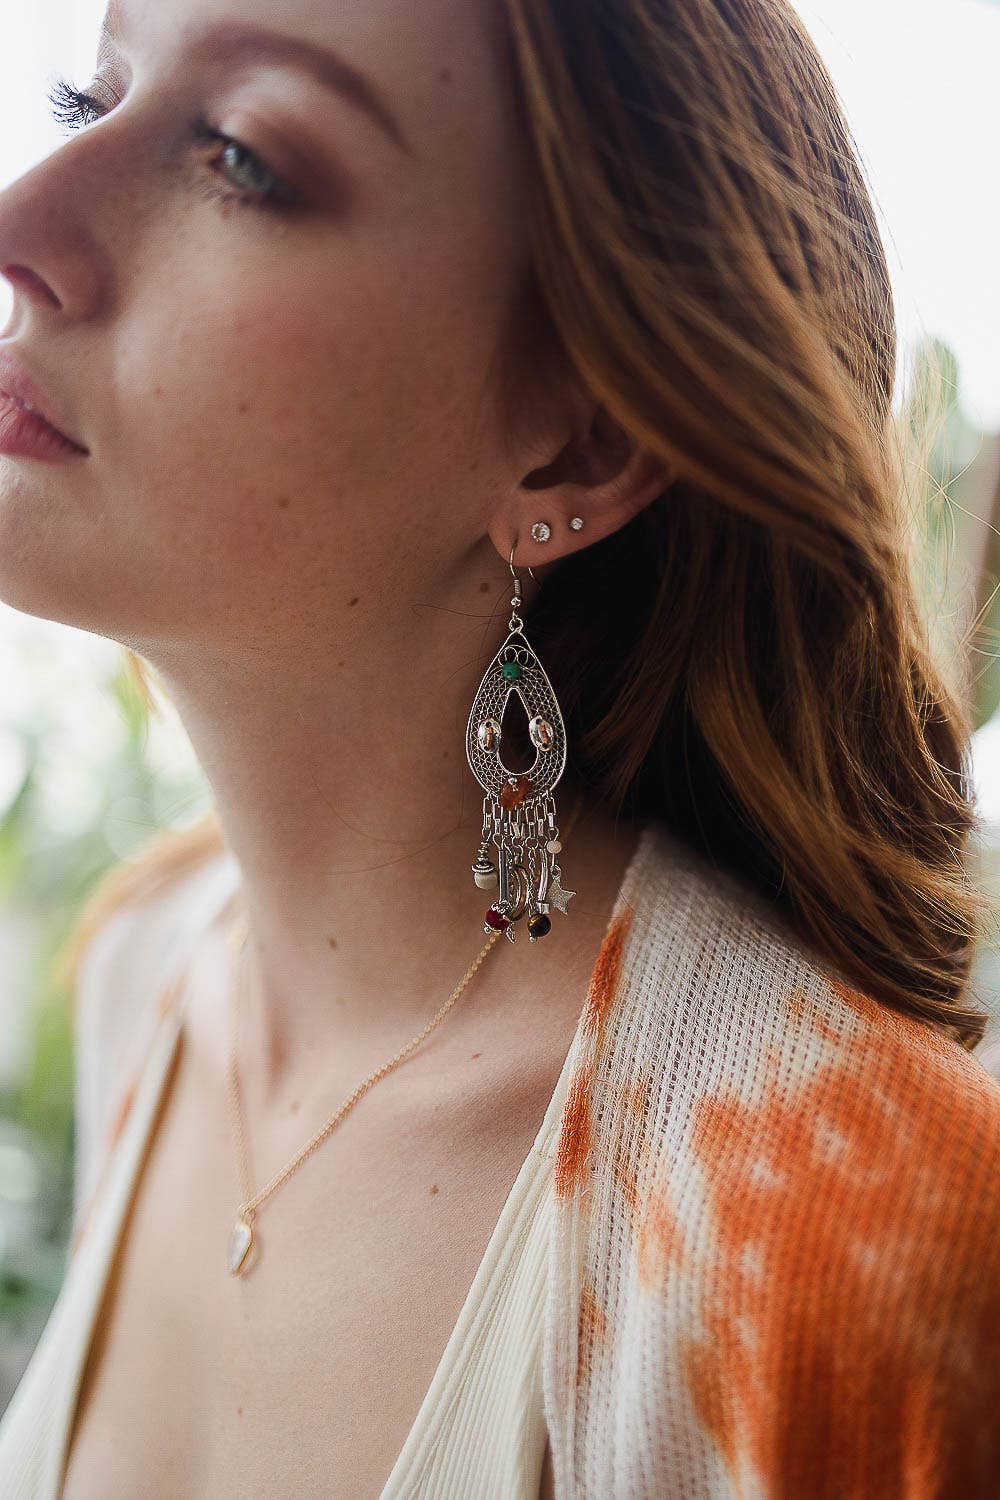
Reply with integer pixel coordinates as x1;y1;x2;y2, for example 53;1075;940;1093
60;0;993;1048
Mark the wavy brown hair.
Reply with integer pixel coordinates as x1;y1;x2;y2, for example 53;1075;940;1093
62;0;993;1048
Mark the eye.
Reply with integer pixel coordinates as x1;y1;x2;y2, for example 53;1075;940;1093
189;120;298;210
44;73;299;213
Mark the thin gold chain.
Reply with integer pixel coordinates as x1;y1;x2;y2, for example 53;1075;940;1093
224;800;581;1226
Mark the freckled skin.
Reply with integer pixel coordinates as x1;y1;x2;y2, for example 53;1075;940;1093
0;0;544;665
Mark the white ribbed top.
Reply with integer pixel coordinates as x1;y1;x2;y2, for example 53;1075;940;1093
0;850;582;1498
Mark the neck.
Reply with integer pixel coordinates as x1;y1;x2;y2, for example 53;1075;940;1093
143;546;643;1116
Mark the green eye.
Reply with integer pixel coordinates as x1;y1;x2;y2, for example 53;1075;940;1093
44;74;298;214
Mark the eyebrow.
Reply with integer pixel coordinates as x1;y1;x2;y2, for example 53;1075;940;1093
98;2;413;157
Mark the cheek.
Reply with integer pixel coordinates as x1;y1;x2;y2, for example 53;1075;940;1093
49;256;467;643
0;222;514;643
113;250;468;518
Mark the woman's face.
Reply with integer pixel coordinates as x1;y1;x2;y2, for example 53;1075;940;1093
0;0;535;656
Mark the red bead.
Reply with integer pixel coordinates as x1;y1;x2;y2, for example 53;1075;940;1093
485;908;509;930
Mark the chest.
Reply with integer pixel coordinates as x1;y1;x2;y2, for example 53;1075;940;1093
58;1020;562;1499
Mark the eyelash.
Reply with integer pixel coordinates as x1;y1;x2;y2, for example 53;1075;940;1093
45;73;299;213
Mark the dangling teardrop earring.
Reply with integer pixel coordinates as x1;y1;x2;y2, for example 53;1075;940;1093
465;540;576;943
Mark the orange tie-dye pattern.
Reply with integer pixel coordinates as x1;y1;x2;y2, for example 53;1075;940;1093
580;905;633;1045
554;1054;596;1200
554;904;635;1200
653;980;1000;1494
576;1281;609;1389
553;904;636;1391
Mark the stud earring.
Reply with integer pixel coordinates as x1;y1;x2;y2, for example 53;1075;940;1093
529;520;551;542
465;542;576;942
569;516;584;531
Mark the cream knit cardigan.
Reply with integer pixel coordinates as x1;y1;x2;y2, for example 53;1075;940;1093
41;821;1000;1492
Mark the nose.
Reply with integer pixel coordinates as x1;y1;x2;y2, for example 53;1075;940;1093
0;262;62;314
0;133;111;332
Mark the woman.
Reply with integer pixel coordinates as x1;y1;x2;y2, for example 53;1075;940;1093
0;0;997;1494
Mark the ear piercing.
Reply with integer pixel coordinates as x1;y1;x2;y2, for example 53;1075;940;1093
529;517;583;543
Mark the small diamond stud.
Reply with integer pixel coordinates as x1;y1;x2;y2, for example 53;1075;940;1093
569;516;584;531
530;520;552;543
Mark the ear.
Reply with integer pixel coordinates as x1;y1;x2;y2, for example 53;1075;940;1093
492;403;674;567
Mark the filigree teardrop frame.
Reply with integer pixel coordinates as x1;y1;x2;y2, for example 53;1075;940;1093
466;596;573;943
465;630;567;799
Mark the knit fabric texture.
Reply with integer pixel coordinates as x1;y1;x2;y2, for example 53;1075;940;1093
543;822;1000;1496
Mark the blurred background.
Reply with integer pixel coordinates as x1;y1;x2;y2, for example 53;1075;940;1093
1;0;999;1411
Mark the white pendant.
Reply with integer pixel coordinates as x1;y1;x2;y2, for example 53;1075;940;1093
227;1217;254;1276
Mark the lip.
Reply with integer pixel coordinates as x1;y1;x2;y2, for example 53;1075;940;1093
0;348;89;457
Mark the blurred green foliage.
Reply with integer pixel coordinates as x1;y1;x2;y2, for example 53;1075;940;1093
0;656;209;1368
902;337;1000;730
5;664;187;1144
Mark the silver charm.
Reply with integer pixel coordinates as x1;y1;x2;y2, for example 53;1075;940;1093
546;873;576;914
466;543;574;942
471;851;498;889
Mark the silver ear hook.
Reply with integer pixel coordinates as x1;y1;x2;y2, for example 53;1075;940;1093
507;541;535;633
508;541;536;583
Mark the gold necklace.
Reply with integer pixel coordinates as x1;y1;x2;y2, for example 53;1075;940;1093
223;802;581;1277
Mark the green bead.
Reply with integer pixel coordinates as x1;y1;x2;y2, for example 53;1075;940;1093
501;661;522;681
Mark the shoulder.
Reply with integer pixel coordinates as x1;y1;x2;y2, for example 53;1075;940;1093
71;839;241;1077
576;819;1000;1490
609;820;1000;1261
610;818;1000;1135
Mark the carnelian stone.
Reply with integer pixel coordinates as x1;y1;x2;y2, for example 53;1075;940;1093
499;774;533;809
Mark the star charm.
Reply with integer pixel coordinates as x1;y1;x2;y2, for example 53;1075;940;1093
547;874;576;914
